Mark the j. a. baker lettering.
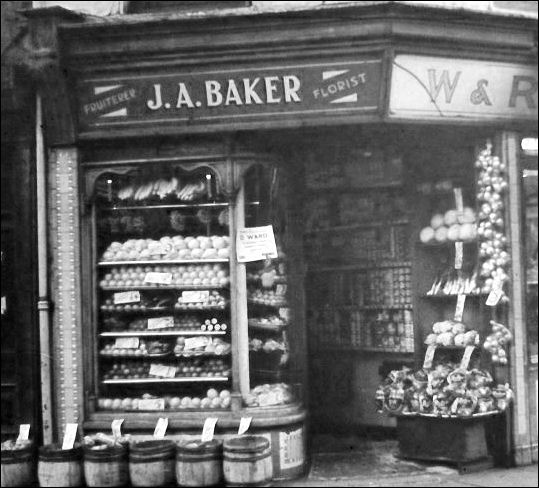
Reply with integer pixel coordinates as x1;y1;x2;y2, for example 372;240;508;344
147;75;301;110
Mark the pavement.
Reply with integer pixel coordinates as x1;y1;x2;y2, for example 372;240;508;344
273;435;538;487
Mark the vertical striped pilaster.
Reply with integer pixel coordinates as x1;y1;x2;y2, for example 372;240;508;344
49;147;83;441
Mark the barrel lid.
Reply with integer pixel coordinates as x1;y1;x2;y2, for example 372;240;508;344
39;443;83;461
223;436;269;453
177;439;222;453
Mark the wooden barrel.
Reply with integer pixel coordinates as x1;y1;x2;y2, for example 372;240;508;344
83;444;129;487
176;439;223;487
223;436;273;487
129;440;176;486
38;444;83;487
1;443;35;487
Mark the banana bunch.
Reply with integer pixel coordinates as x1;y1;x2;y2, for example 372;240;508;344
133;182;155;201
118;185;135;200
154;177;179;199
176;180;205;201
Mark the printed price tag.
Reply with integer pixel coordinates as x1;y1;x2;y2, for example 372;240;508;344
144;272;172;285
111;419;124;438
181;290;210;303
201;418;218;442
62;423;78;450
454;294;466;322
486;289;504;307
149;364;177;378
236;225;278;263
423;345;437;370
1;296;6;315
17;424;30;441
460;346;475;370
454;187;464;213
113;291;140;305
238;417;252;435
276;284;287;296
138;398;166;411
153;418;168;438
147;316;174;330
114;338;139;349
184;337;209;350
454;241;463;270
279;308;290;321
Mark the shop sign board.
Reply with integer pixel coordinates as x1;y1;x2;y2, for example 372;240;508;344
77;58;384;131
389;55;537;121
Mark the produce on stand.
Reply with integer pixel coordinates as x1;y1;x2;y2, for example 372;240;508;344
483;320;512;365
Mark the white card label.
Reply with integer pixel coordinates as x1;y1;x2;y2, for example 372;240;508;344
454;187;464;213
114;338;139;349
184;337;209;350
279;308;290;321
153;418;168;438
62;423;78;450
454;294;466;322
460;346;475;370
276;284;287;296
423;345;437;370
236;225;278;263
486;287;503;307
147;316;174;330
113;291;140;304
238;417;252;435
279;428;304;469
144;272;172;285
138;398;165;411
17;424;30;441
1;296;6;315
181;290;210;303
149;364;177;378
454;242;463;270
111;419;124;438
201;417;218;442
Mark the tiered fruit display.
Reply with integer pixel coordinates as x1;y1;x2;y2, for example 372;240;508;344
248;289;287;306
103;358;230;379
424;320;480;347
99;264;229;289
475;142;510;297
244;383;294;407
376;365;513;417
483;320;512;365
100;295;172;313
419;207;477;244
173;337;231;356
97;389;232;411
175;291;227;309
248;315;287;330
100;235;230;262
100;339;171;357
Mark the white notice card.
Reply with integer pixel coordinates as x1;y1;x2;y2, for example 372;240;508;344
62;423;78;450
17;424;30;441
236;225;278;263
201;417;218;442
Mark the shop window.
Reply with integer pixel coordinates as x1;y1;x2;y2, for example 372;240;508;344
126;1;250;14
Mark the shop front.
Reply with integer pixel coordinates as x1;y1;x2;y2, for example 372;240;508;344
23;1;537;480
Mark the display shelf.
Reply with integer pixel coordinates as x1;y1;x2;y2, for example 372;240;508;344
100;352;171;358
305;219;410;235
98;259;229;266
174;352;231;358
309;261;412;273
422;345;479;351
422;294;487;299
101;285;227;291
100;331;227;337
100;307;172;313
248;321;287;332
105;202;230;211
174;305;227;311
102;377;230;384
311;346;414;354
306;180;403;192
419;240;478;248
101;305;228;314
248;300;287;308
